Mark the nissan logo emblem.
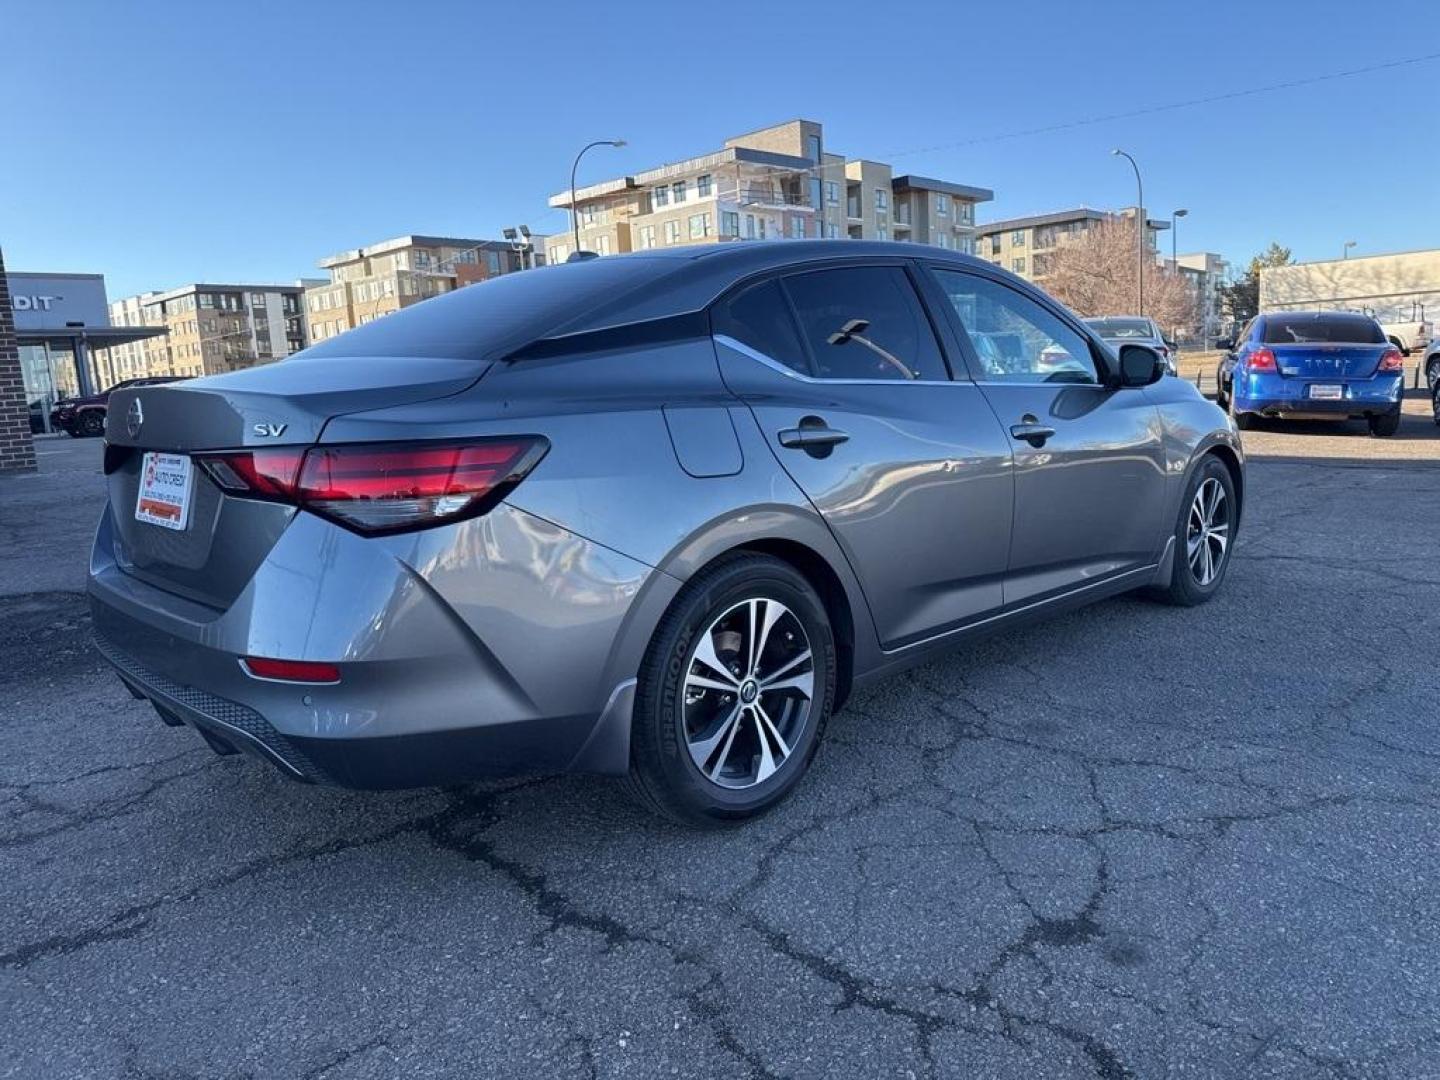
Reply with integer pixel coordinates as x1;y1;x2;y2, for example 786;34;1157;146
126;398;144;439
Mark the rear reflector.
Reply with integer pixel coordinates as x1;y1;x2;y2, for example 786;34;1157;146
1378;347;1405;372
196;437;548;535
241;657;341;683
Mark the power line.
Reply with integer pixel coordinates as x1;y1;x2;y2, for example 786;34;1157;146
881;50;1440;159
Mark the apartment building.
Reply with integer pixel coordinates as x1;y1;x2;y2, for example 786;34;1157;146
98;283;307;381
545;119;992;263
305;235;536;344
976;207;1170;284
1174;252;1229;341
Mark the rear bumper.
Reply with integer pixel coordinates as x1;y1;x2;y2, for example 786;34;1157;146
88;500;677;788
1235;372;1403;416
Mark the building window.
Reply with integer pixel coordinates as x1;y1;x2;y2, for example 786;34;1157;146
745;214;756;239
721;211;740;238
550;243;569;262
652;186;669;208
825;181;839;205
958;236;975;255
688;212;711;239
959;203;974;225
877;225;888;240
1012;257;1026;274
757;217;768;239
936;195;950;217
595;235;612;255
1011;230;1027;247
665;220;682;244
989;235;1002;255
672;180;687;203
638;225;657;249
875;188;889;211
697;173;712;196
790;217;805;239
806;134;821;163
935;233;951;249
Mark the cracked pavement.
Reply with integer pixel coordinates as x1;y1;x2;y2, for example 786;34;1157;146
2;433;1438;1079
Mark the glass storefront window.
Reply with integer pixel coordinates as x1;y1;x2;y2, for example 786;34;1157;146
17;340;85;434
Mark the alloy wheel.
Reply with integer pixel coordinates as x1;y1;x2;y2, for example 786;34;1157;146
681;598;814;790
1186;477;1229;586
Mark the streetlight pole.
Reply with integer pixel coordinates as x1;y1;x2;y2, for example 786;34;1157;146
1171;208;1188;270
1343;240;1357;259
570;139;627;255
1112;149;1145;315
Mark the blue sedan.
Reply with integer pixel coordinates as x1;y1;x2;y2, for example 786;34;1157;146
1216;311;1405;437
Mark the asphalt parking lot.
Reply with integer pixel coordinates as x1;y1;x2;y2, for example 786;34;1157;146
2;401;1438;1079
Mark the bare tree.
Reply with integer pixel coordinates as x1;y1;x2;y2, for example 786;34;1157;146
1042;218;1197;336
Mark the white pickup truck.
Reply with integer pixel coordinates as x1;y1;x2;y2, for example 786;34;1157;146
1381;319;1432;355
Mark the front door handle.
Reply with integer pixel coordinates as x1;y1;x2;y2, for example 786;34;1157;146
1009;421;1056;448
778;417;849;457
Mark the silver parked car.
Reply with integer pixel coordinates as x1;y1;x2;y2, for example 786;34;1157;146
91;243;1244;825
1084;316;1177;375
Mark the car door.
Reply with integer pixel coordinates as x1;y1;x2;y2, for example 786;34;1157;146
923;264;1168;607
712;262;1014;649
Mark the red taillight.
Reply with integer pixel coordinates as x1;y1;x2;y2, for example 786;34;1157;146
200;448;305;498
241;656;340;683
1247;347;1277;372
199;438;548;535
1378;347;1405;372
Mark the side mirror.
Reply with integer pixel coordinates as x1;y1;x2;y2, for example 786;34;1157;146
1214;337;1235;352
1117;344;1165;387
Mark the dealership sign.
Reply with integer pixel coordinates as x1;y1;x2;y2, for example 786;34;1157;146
13;294;60;311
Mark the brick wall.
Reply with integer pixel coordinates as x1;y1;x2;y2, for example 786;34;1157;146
0;246;38;473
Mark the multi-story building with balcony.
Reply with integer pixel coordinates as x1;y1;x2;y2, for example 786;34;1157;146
545;120;992;263
976;207;1170;284
98;283;308;381
1174;252;1229;342
305;235;538;345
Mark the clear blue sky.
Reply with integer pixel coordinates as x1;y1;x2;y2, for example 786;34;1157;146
5;0;1439;298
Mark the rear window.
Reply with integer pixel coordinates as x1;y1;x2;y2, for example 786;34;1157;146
1085;317;1154;339
1262;314;1385;345
296;256;676;361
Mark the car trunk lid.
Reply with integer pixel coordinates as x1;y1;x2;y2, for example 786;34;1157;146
104;355;487;609
1270;343;1387;380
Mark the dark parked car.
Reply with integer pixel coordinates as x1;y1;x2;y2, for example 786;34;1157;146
91;242;1243;826
51;376;183;437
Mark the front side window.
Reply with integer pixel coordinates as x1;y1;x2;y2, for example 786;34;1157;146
711;279;809;375
783;266;946;381
932;268;1098;385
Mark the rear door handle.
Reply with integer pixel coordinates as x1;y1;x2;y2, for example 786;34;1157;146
778;426;850;449
1009;422;1056;447
778;417;849;459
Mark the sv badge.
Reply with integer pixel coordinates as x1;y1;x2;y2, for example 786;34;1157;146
252;422;288;438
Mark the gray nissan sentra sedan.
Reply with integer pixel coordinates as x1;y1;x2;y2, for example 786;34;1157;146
90;242;1243;825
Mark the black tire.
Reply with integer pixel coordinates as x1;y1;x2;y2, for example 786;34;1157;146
77;409;106;438
1425;357;1440;394
626;553;836;827
1367;410;1401;438
1148;456;1237;607
1227;391;1256;431
1214;373;1230;411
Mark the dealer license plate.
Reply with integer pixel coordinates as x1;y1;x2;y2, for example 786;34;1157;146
134;452;193;530
1308;384;1344;401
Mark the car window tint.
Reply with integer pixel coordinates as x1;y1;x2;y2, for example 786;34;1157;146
711;279;810;374
932;269;1099;385
782;267;947;381
1262;314;1385;345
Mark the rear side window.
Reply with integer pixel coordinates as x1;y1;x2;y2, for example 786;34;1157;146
782;267;947;381
1262;314;1385;345
711;279;810;374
